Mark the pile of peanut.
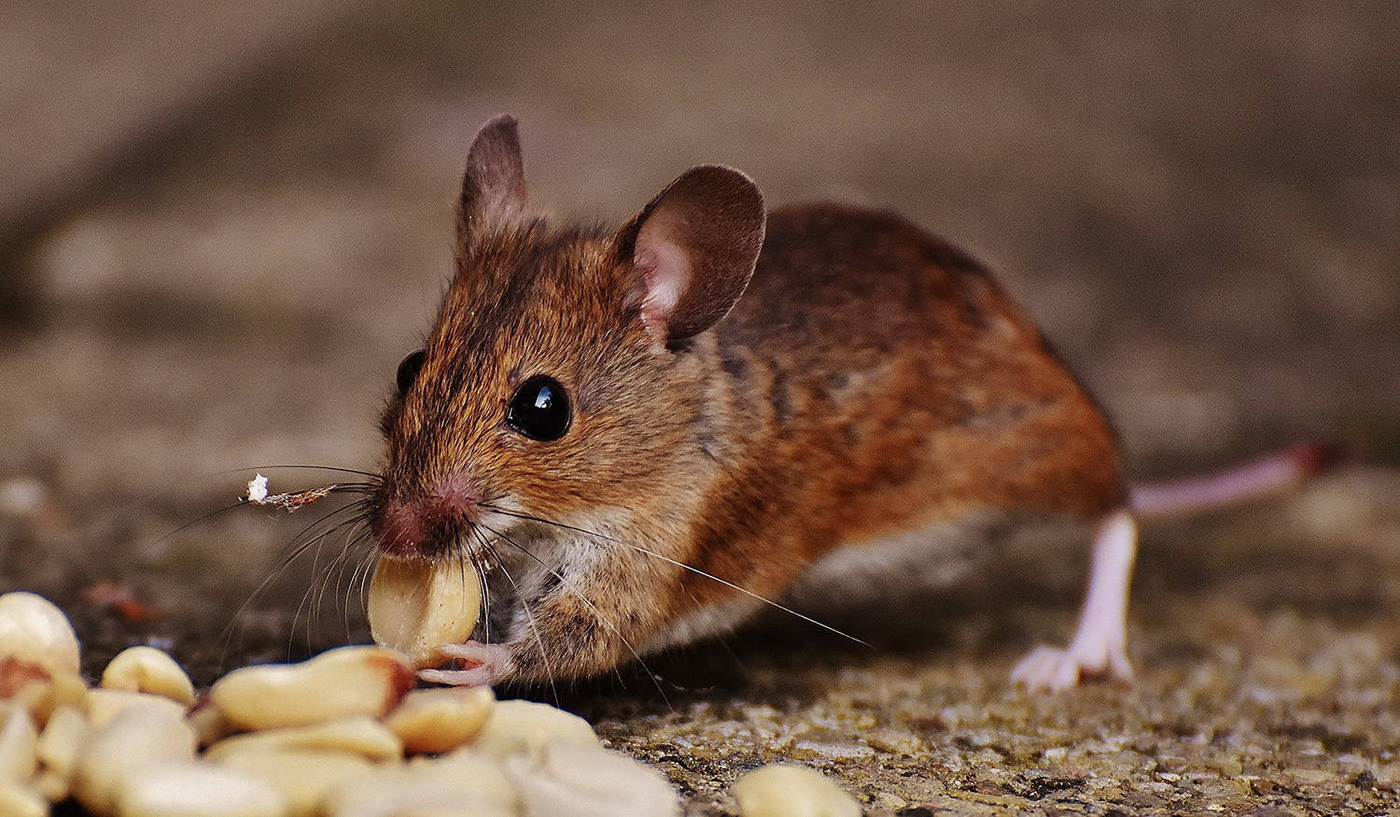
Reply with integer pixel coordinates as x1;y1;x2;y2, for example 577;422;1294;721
0;585;861;817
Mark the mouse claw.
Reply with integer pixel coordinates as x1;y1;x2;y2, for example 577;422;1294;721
418;641;514;687
1011;643;1133;693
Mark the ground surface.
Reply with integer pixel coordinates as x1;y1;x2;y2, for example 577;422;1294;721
2;3;1398;815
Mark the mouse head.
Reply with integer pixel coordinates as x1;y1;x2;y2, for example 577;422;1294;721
371;115;765;565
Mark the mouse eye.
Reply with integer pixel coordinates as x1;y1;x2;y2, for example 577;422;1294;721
396;349;426;395
507;375;571;441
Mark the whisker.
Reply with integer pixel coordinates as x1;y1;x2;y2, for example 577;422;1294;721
220;512;348;666
306;502;376;652
339;519;376;643
469;527;560;706
451;536;494;653
137;501;249;558
479;523;670;708
218;464;383;480
274;499;371;564
217;497;369;668
317;522;364;646
613;541;868;647
479;505;612;540
325;484;378;495
353;530;379;623
463;525;493;646
294;516;338;657
479;504;869;647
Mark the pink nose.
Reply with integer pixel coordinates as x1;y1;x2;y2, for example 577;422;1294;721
377;478;482;557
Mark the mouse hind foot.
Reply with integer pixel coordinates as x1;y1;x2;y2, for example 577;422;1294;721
1011;509;1137;692
1011;641;1133;692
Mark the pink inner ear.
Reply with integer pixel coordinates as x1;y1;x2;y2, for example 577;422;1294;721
635;212;692;331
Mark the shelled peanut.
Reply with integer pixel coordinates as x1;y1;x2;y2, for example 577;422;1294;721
0;587;687;817
366;555;481;668
733;764;863;817
1;585;862;817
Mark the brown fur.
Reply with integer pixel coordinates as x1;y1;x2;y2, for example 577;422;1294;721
678;203;1123;612
370;120;1123;684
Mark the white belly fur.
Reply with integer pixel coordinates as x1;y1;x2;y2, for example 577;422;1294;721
642;508;1090;653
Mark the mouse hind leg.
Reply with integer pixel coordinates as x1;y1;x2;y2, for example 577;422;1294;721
1011;508;1137;692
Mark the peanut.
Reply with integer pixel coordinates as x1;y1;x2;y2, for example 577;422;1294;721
101;647;197;706
471;699;599;760
0;593;81;677
1;592;693;816
86;689;188;729
504;738;680;817
383;686;495;754
322;751;515;817
215;749;372;817
72;700;198;815
413;750;518;805
0;783;47;817
206;716;402;764
114;760;286;817
34;704;88;800
0;706;38;785
732;764;861;817
367;556;481;668
187;699;235;747
34;770;67;804
209;647;415;731
0;658;86;727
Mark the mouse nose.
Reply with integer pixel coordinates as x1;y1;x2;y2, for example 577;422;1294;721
376;477;482;558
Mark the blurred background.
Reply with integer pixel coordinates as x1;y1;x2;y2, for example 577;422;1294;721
1;0;1398;733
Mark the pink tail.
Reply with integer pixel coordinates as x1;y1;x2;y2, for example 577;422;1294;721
1129;440;1351;517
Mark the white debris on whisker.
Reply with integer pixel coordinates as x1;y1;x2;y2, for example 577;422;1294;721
245;474;269;503
243;474;333;513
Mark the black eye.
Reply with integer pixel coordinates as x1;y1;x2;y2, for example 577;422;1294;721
396;349;426;395
507;375;571;441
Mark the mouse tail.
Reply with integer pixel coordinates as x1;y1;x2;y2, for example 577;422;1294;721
1128;439;1352;518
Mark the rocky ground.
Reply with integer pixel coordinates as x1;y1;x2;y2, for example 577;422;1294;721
3;3;1398;814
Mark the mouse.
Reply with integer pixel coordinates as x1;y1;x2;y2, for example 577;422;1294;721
367;114;1341;693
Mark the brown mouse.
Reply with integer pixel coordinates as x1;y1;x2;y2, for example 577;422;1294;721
368;115;1339;692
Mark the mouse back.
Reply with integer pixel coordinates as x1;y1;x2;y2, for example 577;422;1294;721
673;202;1125;602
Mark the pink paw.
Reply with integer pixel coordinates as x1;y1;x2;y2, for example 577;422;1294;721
417;641;514;687
1011;643;1133;693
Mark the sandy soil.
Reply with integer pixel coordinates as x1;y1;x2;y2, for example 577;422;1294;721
3;2;1398;814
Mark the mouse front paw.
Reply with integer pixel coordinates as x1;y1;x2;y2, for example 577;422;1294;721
1011;642;1133;693
417;641;515;687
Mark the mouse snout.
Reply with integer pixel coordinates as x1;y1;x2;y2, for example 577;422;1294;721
375;477;483;558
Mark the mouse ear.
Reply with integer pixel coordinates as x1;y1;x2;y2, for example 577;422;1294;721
457;114;529;242
617;165;766;341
